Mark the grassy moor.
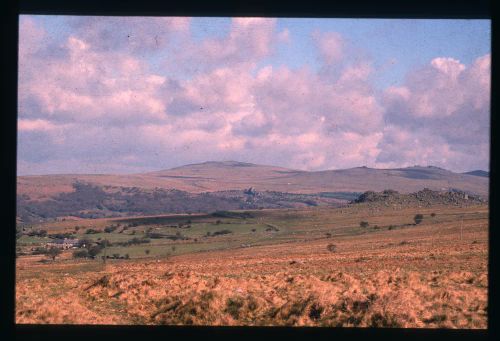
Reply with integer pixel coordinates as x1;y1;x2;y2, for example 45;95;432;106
16;197;488;327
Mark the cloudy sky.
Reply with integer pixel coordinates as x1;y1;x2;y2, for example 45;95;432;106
18;16;490;175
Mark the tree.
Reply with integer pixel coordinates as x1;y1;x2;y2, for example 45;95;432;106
47;247;62;261
77;238;93;249
73;249;89;258
88;244;103;258
414;214;424;225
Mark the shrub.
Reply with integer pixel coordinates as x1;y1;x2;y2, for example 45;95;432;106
325;232;332;238
247;296;258;311
73;249;89;258
77;238;93;249
414;214;424;224
326;244;337;252
225;297;244;319
251;228;256;232
145;249;151;255
28;229;47;237
47;247;61;261
211;229;233;236
88;244;103;257
360;221;369;228
309;303;324;321
48;233;75;239
104;226;117;233
85;228;99;234
147;232;164;239
265;224;279;232
124;254;130;259
430;212;436;217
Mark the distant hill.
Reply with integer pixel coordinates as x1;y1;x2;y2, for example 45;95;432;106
18;161;489;199
462;170;489;178
16;161;489;222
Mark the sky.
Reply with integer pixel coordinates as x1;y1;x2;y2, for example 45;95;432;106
17;16;491;175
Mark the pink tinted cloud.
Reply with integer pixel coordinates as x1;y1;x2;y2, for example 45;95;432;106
17;17;490;174
312;31;344;65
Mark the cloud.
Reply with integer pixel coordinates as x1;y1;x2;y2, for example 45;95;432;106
312;31;344;65
17;17;490;175
165;17;289;76
379;54;490;171
67;16;190;54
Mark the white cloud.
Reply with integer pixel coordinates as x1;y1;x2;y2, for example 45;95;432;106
17;17;490;175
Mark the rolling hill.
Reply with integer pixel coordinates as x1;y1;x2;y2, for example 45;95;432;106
18;161;489;199
16;161;488;222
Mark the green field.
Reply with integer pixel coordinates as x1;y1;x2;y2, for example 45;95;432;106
17;205;488;260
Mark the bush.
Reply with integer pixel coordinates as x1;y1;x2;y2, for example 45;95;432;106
326;244;337;252
145;249;150;255
124;254;130;259
225;297;244;319
104;226;117;233
414;214;424;225
147;232;164;239
73;249;89;258
360;221;369;228
211;229;233;236
309;303;324;321
47;247;62;260
28;229;47;237
88;244;103;257
48;233;75;239
77;238;93;249
85;228;100;234
431;212;436;217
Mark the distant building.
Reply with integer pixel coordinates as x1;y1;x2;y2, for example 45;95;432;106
46;238;80;250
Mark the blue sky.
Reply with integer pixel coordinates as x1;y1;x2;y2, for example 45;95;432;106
17;16;491;174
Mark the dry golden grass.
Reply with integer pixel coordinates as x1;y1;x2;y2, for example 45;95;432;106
16;204;488;327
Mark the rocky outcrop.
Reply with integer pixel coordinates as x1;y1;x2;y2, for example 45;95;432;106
353;188;486;207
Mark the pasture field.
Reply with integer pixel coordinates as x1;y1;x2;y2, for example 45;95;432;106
16;203;488;327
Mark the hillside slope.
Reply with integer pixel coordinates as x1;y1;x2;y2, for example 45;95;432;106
17;162;488;201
